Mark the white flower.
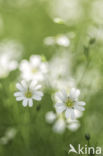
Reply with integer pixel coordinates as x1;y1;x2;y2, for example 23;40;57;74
45;111;56;124
67;119;80;132
47;52;74;90
0;40;22;78
14;80;43;107
55;88;86;120
56;35;70;47
53;118;66;134
20;55;48;81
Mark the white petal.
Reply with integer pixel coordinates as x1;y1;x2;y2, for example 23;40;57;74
28;99;33;107
34;91;43;97
65;108;71;118
55;104;66;113
33;95;42;101
35;85;42;90
61;89;67;99
71;109;75;120
14;92;23;97
21;80;27;89
74;110;83;118
16;83;23;91
22;99;28;107
75;105;85;111
30;80;37;89
55;102;64;107
77;101;86;106
56;92;66;102
69;88;80;100
30;55;41;66
16;96;24;101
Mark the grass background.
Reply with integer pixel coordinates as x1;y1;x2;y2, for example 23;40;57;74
0;0;103;155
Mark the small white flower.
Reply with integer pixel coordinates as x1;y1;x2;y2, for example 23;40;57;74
67;119;80;132
56;35;70;47
45;111;56;124
55;88;86;120
14;80;43;107
53;118;66;134
20;55;48;81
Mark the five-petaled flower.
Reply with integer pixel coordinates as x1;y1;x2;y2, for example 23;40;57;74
14;80;43;107
55;88;86;120
19;55;48;81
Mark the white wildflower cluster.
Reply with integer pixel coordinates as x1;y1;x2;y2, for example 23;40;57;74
2;36;86;134
45;88;85;134
45;110;82;134
12;49;86;133
48;52;75;91
0;36;86;134
14;55;48;107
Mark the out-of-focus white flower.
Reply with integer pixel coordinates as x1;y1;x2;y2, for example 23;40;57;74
0;128;17;145
48;0;83;25
67;119;80;132
20;55;48;81
56;35;70;47
55;88;86;120
53;17;64;24
0;40;23;78
45;111;81;133
53;78;75;93
44;35;70;47
14;80;43;107
47;52;74;91
91;0;103;24
53;117;66;134
45;111;56;124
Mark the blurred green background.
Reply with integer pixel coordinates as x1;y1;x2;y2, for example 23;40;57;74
0;0;103;155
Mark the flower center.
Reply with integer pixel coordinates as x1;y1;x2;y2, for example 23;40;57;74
32;67;38;73
25;90;32;98
66;97;73;107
